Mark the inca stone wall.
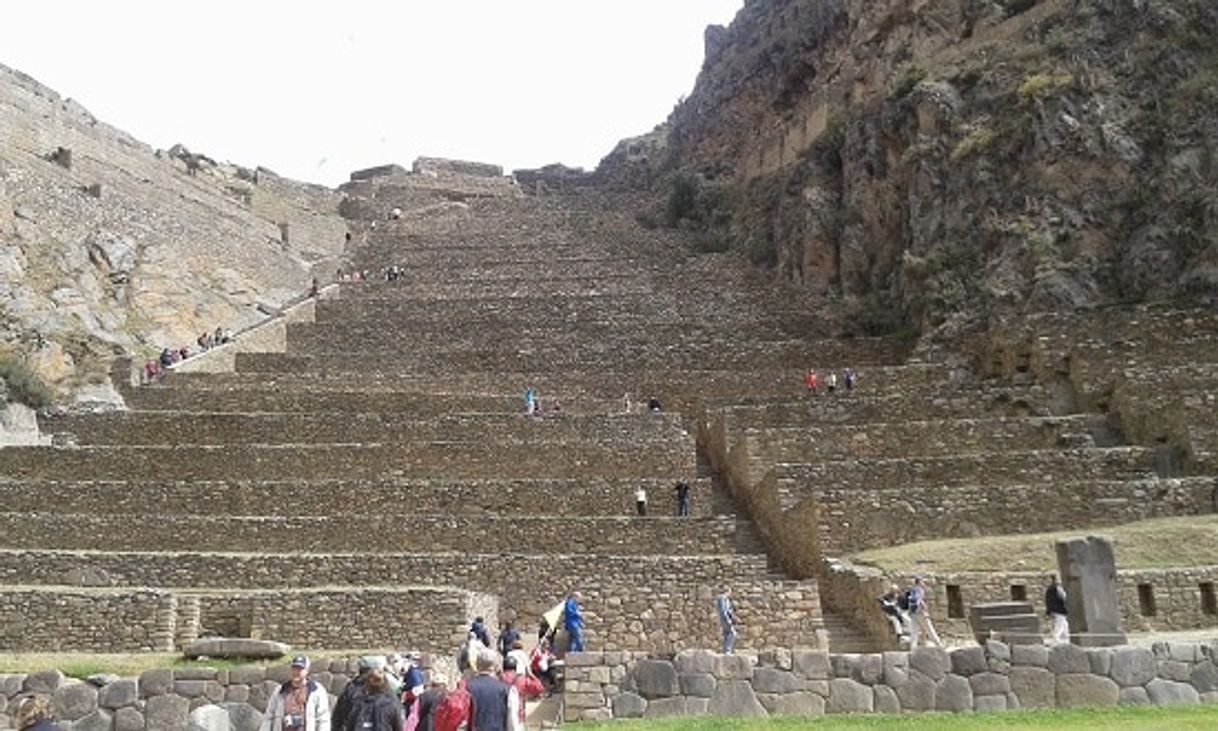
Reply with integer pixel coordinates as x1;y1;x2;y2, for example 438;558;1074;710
562;642;1218;722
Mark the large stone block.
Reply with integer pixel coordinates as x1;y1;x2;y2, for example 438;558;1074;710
936;674;973;712
72;709;113;731
1119;687;1150;705
708;680;768;717
910;648;950;681
1011;644;1049;667
632;660;679;699
760;691;825;716
140;669;174;698
611;692;646;718
792;651;830;680
1191;660;1218;694
183;638;289;660
673;650;715;676
1010;666;1055;709
713;654;754;680
2;674;28;697
752;668;804;694
1146;679;1200;706
227;666;265;686
873;685;900;714
224;701;264;731
188;704;233;731
679;673;716;698
114;707;145;731
24;670;65;694
1087;648;1113;675
829;654;859;679
826;678;874;714
146;694;191;731
970;672;1011;696
1056;674;1119;708
951;647;987;676
1110;647;1156;687
853;655;883;686
1159;660;1193;683
100;679;139;709
175;668;220;682
895;671;937;711
975;694;1007;712
644;696;700;718
52;682;98;721
882;652;909;687
1048;644;1090;675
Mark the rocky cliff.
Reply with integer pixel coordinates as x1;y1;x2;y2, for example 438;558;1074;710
0;63;348;405
602;0;1218;338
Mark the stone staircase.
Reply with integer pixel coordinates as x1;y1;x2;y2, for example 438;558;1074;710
5;177;872;656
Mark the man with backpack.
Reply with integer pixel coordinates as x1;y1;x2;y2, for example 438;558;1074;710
260;655;330;731
345;670;402;731
333;657;379;731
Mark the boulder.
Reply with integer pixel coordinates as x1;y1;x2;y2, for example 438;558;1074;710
679;673;716;698
882;652;909;687
707;679;768;717
792;650;830;680
632;660;679;699
752;668;804;694
1146;678;1200;705
52;681;98;721
99;679;138;709
145;694;191;730
910;647;951;681
853;654;883;685
188;704;233;731
1048;644;1090;675
86;674;121;687
826;678;874;714
673;649;716;676
114;707;145;731
227;666;265;686
1056;674;1119;708
762;691;825;716
1110;646;1156;687
936;674;973;712
24;670;65;694
974;694;1008;712
1087;648;1113;675
1011;644;1049;667
895;671;937;711
712;653;754;680
644;696;699;718
873;685;900;713
1191;660;1218;694
951;646;987;676
970;672;1011;696
611;692;647;718
140;668;174;698
72;709;113;731
1010;666;1055;709
1119;687;1150;705
225;702;264;731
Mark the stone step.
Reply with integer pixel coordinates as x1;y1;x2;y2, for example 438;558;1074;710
0;441;695;481
40;411;692;447
773;446;1158;500
0;512;755;556
738;415;1109;462
0;477;729;518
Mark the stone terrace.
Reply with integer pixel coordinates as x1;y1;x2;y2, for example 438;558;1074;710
10;172;865;656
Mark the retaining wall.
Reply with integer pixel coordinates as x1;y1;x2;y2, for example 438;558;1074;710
561;642;1218;722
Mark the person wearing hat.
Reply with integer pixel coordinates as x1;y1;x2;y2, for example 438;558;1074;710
261;655;330;731
333;656;381;731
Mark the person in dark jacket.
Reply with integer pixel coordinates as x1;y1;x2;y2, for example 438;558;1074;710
497;620;521;660
1045;574;1070;644
413;672;450;731
16;696;62;731
332;656;378;731
344;670;402;731
466;648;519;731
470;616;492;647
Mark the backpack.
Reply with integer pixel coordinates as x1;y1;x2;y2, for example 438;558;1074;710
433;685;471;731
897;591;912;612
348;694;380;731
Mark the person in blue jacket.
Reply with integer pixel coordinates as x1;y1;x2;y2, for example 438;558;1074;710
564;591;586;653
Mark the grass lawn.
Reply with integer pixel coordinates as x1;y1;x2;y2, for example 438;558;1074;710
576;705;1218;730
851;515;1218;574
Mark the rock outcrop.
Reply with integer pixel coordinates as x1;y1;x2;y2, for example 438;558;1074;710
599;0;1218;338
0;63;348;401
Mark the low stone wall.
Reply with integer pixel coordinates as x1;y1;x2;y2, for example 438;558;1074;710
0;551;816;653
0;477;723;519
562;642;1218;722
0;440;694;481
0;513;742;556
0;586;491;654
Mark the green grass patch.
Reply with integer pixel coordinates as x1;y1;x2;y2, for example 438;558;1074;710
1017;70;1075;104
890;66;928;100
852;515;1218;575
950;126;1000;162
576;705;1218;730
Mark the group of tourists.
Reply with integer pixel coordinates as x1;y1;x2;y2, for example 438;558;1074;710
634;480;693;517
142;327;235;383
878;575;1071;647
804;367;856;395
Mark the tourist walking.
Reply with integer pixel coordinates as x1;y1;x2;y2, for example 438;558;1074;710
333;657;379;731
674;480;691;517
844;367;856;391
470;617;493;648
716;587;740;654
261;655;330;731
564;591;586;653
635;486;648;516
344;670;403;731
501;656;544;728
497;620;521;660
466;648;521;731
907;577;942;648
804;368;819;394
523;388;536;416
409;672;449;731
826;371;838;393
1045;574;1070;644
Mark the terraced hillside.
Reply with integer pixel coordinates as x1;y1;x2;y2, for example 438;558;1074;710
4;167;904;656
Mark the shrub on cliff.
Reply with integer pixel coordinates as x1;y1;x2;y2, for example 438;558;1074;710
0;355;54;409
666;174;700;225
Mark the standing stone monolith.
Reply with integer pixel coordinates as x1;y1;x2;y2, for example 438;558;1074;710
1055;535;1127;647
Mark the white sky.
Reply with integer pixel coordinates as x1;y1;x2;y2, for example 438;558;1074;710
0;1;742;187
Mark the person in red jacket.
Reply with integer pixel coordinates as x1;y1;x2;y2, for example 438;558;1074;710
500;657;543;727
804;368;819;394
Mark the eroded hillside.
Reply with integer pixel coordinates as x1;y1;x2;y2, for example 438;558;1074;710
602;0;1218;338
0;64;347;404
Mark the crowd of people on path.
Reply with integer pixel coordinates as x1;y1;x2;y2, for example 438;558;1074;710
878;574;1071;648
142;326;235;383
337;265;407;283
804;366;857;395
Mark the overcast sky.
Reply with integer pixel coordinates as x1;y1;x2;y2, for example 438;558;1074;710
1;1;742;187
